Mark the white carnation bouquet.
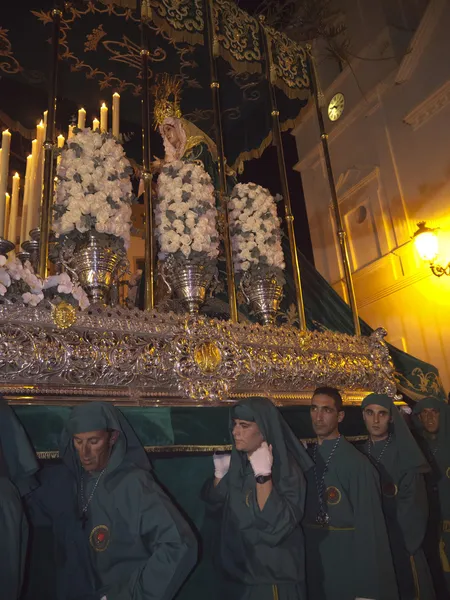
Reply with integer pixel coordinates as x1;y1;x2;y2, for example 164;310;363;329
229;183;285;284
43;272;90;311
53;129;133;251
0;255;44;306
155;161;219;267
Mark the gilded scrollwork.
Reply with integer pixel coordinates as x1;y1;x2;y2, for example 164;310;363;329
265;25;310;99
148;0;204;46
213;0;261;74
0;305;397;404
0;27;22;75
31;4;194;96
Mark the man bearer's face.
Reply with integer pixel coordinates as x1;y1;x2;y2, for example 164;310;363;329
419;408;440;434
363;404;391;440
73;430;117;472
310;394;343;438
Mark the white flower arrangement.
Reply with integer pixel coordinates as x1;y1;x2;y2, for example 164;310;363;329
53;128;133;249
229;183;285;282
0;255;44;306
43;272;90;311
155;161;219;263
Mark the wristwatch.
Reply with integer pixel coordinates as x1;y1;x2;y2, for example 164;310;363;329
255;474;272;484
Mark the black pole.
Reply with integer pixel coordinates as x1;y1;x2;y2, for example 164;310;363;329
259;17;307;330
205;0;238;323
39;2;62;278
306;46;361;336
140;7;155;311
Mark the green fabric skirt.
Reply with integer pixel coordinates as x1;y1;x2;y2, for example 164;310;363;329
220;581;306;600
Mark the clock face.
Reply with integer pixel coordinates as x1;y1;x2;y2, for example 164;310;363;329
328;93;345;121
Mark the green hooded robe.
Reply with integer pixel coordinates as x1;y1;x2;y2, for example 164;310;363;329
360;394;435;600
59;402;198;600
304;433;399;600
413;397;450;598
0;397;39;600
203;396;314;600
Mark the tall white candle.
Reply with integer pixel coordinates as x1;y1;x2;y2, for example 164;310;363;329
26;126;42;238
100;103;108;133
112;93;120;138
77;108;86;130
8;173;20;244
20;152;33;245
68;124;75;139
0;129;12;237
43;110;48;141
4;193;10;239
93;117;100;132
57;134;65;168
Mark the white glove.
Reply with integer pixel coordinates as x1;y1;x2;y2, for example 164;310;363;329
100;596;107;600
213;453;231;479
249;442;273;476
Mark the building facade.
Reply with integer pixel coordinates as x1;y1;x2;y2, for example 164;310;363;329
293;0;450;392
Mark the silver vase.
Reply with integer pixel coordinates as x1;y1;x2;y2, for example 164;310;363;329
162;258;215;314
69;232;127;305
241;270;283;325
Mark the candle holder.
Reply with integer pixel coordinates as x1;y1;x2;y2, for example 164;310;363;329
21;228;40;272
17;251;31;265
0;238;15;257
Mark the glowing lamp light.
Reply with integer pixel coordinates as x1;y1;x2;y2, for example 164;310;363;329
413;221;450;277
413;222;439;262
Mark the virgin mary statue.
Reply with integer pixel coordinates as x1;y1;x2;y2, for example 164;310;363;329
136;74;236;310
152;74;231;191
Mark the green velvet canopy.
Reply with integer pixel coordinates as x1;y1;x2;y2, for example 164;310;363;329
0;0;308;171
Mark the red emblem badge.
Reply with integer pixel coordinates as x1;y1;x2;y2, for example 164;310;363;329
89;525;110;552
325;486;341;505
382;482;398;498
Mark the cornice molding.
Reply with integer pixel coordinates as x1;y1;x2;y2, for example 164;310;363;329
403;79;450;131
395;0;447;85
335;166;380;205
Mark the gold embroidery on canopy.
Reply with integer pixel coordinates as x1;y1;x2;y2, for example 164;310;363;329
31;4;196;96
263;25;310;101
148;0;204;46
0;27;22;75
213;0;261;75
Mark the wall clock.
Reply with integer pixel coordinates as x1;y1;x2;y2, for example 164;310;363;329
328;93;345;121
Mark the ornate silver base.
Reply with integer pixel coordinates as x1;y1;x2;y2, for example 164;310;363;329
241;271;284;325
0;303;397;403
70;232;127;305
162;259;215;314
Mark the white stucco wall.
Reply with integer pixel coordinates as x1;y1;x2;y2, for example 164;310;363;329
293;0;450;391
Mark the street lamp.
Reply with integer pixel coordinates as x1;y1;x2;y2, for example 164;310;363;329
413;221;450;277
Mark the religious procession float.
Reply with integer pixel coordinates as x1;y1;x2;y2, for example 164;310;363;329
0;2;446;593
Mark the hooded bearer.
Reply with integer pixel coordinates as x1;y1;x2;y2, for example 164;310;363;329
203;396;313;600
360;393;435;599
304;387;399;600
413;397;450;598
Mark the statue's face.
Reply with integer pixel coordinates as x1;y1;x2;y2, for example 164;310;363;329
161;123;178;147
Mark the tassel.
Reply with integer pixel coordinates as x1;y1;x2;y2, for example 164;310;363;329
213;36;219;58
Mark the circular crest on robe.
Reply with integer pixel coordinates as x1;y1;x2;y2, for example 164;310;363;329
325;486;341;505
90;524;110;552
382;482;398;498
446;467;450;479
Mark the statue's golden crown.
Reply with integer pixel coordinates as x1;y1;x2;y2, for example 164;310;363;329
152;74;182;128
